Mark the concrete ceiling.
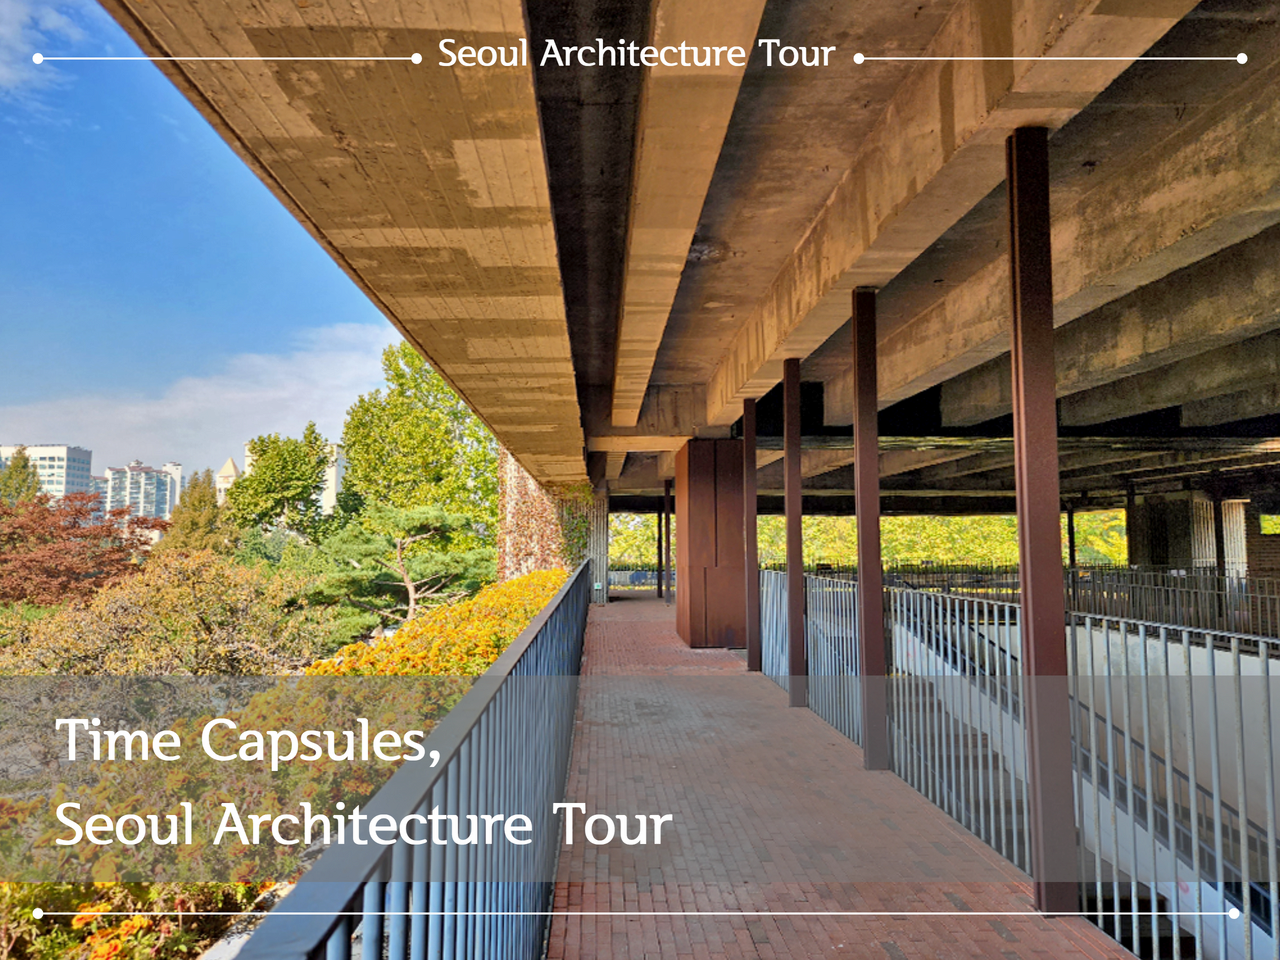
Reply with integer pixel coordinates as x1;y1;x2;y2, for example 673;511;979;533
100;0;1280;505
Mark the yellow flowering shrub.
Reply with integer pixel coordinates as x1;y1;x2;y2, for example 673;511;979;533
1;569;567;960
308;568;567;676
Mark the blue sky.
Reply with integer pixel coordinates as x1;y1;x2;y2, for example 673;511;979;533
0;0;400;473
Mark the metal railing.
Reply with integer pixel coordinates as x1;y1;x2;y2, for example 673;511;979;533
238;563;590;960
761;570;789;692
759;572;1280;960
1067;568;1280;638
886;590;1032;872
804;576;862;746
1069;613;1280;960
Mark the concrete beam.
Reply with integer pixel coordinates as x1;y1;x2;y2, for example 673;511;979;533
818;58;1280;426
605;451;628;481
1181;385;1280;428
611;0;768;426
1061;329;1280;427
939;221;1280;425
703;0;1195;427
589;435;691;453
101;0;587;484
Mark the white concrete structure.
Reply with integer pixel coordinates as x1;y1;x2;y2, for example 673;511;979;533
215;457;241;505
0;444;93;499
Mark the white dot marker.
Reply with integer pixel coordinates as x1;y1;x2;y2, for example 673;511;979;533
32;53;43;64
1228;906;1241;920
32;908;43;920
411;52;422;64
854;53;865;64
1237;53;1248;64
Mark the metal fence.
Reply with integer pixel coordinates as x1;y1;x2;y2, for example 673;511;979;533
804;576;862;746
886;590;1032;872
761;570;789;693
759;573;1280;959
1069;612;1279;960
238;562;591;960
1067;568;1280;638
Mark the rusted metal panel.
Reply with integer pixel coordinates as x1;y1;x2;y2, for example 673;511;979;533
1007;126;1077;914
785;358;808;706
853;287;889;769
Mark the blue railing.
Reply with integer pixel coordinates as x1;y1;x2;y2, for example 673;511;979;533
237;562;590;960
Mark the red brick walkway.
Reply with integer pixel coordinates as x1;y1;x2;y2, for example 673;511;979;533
547;598;1132;960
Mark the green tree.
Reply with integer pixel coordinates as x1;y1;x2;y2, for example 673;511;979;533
0;446;41;505
342;343;498;536
153;469;236;555
225;423;332;539
307;503;495;628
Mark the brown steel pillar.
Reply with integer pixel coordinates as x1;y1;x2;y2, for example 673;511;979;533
784;358;807;706
744;398;762;672
664;478;673;605
852;287;889;769
1213;494;1227;578
1007;126;1077;914
656;512;664;598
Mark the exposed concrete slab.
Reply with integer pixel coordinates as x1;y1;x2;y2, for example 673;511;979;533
101;0;587;484
938;222;1280;425
610;0;768;426
703;0;1196;427
1182;386;1280;428
1061;329;1280;426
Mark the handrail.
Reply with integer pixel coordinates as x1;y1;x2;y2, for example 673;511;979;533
237;561;590;960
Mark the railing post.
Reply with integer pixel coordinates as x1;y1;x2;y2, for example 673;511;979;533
853;287;889;769
655;511;663;598
1007;126;1077;914
663;478;673;605
785;357;807;706
744;397;762;671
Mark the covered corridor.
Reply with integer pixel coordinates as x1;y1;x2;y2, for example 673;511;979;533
547;599;1131;960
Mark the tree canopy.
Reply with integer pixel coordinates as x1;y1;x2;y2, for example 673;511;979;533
0;446;41;506
224;423;332;540
342;343;498;535
153;468;236;556
0;493;163;604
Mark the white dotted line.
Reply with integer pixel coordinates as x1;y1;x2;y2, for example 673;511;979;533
34;52;424;64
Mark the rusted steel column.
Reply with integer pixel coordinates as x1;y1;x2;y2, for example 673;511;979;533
664;478;673;605
656;511;664;598
1007;126;1077;914
852;287;890;769
744;398;762;671
784;358;807;706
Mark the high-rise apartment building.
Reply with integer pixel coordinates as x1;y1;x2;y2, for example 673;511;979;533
0;444;94;499
100;460;183;520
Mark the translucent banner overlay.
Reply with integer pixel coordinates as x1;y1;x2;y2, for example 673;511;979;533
0;674;1275;886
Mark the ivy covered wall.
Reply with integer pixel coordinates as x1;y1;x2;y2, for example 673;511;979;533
496;449;608;602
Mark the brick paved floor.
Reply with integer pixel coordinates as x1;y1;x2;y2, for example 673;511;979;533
546;598;1133;960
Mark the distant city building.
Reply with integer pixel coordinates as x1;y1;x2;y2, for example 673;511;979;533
101;460;182;520
0;444;94;499
241;442;346;515
215;457;241;505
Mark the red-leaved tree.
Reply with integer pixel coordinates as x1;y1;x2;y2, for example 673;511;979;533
0;493;166;605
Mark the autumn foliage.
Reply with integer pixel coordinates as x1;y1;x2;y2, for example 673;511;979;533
0;493;164;605
308;568;568;676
